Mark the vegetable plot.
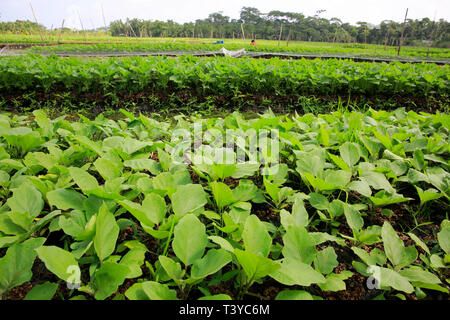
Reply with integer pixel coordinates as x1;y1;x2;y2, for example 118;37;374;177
0;55;448;110
0;108;448;300
24;42;450;60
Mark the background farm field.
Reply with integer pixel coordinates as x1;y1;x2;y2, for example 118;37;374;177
2;36;450;62
0;108;448;301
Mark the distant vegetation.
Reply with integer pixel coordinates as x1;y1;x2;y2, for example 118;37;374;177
1;7;449;47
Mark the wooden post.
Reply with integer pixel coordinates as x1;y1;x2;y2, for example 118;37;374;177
397;8;409;56
101;4;108;36
286;26;292;47
232;31;235;40
278;24;283;47
241;23;245;40
127;21;137;37
77;10;87;41
29;2;45;43
57;19;65;43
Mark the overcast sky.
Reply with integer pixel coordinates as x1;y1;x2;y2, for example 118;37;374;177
1;0;449;29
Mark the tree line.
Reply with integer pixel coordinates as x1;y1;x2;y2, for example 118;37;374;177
1;7;449;47
109;7;449;47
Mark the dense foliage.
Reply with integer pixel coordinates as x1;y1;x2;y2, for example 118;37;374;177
0;55;448;111
0;109;448;300
2;6;450;47
108;7;450;47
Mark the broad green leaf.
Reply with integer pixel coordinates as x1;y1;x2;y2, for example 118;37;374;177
328;152;350;171
72;135;102;156
308;193;329;211
318;271;353;292
158;256;185;282
94;157;122;180
35;246;80;282
243;215;271;258
47;188;86;211
121;138;152;155
343;204;364;231
232;179;258;202
415;187;443;204
368;266;413;294
208;236;235;253
398;267;441;285
361;171;395;193
323;170;352;188
407;232;430;255
24;281;58;300
210;181;236;210
120;248;146;278
68;167;99;193
275;290;314;300
118;200;154;228
7;182;43;217
171;184;207;216
0;214;28;235
234;249;280;282
348;180;372;197
0;238;45;295
381;221;405;267
282;226;316;264
172;214;208;266
94;204;119;262
119;193;166;227
94;262;129;300
291;197;309;227
125;283;150;300
142;193;166;225
412;150;425;171
270;259;326;286
124;159;161;175
191;249;232;279
370;191;412;207
141;281;178;300
437;224;450;254
340;142;360;167
314;247;339;275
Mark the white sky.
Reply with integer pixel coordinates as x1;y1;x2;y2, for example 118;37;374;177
0;0;449;30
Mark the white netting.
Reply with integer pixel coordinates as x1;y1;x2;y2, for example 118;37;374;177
220;47;246;58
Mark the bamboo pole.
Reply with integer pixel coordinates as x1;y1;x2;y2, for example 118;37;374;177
278;24;283;47
127;21;137;37
241;23;245;40
29;2;45;43
286;26;292;47
101;4;108;36
77;10;87;41
397;8;409;56
57;19;65;43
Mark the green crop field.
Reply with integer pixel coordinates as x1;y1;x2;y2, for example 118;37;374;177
2;34;450;61
0;108;448;301
0;55;448;113
0;31;449;302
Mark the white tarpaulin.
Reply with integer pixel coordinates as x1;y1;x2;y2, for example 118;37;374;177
221;48;246;58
